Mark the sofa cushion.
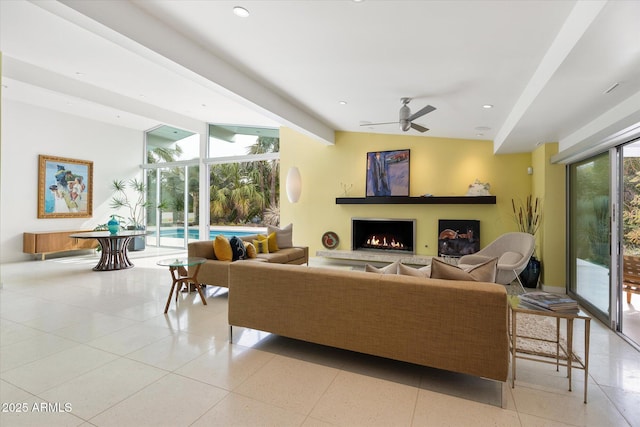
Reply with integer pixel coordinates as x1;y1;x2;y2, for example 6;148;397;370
253;239;270;254
365;260;400;274
244;241;257;258
252;247;304;264
213;235;233;261
268;223;293;248
398;263;431;278
431;257;498;282
256;251;292;263
229;236;247;261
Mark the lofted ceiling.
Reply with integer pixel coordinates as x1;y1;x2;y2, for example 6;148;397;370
1;0;639;154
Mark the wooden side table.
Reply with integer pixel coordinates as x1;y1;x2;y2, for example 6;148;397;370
509;296;591;403
157;257;207;313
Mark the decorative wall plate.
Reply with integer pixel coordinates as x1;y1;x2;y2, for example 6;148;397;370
321;231;339;249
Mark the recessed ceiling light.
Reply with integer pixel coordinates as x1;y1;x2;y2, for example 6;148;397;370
339;101;347;105
476;133;484;137
233;6;250;17
482;104;493;109
75;72;84;76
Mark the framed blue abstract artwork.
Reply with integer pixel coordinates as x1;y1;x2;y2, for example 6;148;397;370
366;149;410;197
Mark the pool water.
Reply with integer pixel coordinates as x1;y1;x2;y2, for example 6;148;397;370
159;229;259;240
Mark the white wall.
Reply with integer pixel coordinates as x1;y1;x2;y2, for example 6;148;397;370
1;100;144;262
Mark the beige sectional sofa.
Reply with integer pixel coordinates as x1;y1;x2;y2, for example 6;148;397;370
187;235;308;288
228;262;509;382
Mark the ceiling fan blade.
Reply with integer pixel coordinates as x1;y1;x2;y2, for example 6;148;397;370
410;122;429;133
408;105;436;122
360;121;398;127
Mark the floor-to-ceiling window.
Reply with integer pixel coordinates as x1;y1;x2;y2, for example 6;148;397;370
206;125;279;235
144;125;200;248
568;151;612;323
143;124;279;247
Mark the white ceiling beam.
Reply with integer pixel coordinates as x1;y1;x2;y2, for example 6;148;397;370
552;90;640;163
493;0;607;153
3;56;207;134
56;0;335;145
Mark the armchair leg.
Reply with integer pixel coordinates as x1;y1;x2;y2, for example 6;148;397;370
514;270;526;294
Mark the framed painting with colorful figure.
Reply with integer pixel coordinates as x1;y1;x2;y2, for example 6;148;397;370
38;155;93;218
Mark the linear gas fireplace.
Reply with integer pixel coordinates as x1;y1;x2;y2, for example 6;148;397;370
352;217;416;254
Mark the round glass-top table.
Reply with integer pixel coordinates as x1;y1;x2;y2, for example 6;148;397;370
157;257;207;313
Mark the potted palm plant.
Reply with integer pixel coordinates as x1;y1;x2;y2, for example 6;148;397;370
110;178;149;251
512;195;542;288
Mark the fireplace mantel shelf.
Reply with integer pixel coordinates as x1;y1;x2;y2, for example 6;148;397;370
336;196;496;205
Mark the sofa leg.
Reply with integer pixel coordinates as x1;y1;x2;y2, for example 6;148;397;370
229;325;233;344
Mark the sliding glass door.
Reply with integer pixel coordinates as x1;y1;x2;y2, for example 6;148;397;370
620;141;640;346
568;151;612;322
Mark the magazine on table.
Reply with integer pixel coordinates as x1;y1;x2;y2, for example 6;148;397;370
519;291;579;312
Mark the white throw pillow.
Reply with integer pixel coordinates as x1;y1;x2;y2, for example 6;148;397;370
398;263;431;278
365;260;400;274
267;223;293;248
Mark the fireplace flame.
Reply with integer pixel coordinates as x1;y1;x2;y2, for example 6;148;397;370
365;235;405;250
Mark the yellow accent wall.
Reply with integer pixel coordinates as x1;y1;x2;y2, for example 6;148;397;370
532;143;566;289
280;128;537;261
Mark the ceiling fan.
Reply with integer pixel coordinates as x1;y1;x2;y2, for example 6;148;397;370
363;98;436;133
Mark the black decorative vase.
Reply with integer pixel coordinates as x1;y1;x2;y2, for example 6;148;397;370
519;256;541;288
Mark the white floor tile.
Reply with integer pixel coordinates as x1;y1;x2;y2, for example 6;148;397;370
2;344;118;394
1;253;640;426
191;393;306;427
38;357;167;420
234;354;338;415
310;370;417;426
89;373;228;427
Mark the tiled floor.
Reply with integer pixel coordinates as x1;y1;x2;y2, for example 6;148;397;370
1;251;639;426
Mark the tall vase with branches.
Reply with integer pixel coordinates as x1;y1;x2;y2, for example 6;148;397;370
512;195;542;288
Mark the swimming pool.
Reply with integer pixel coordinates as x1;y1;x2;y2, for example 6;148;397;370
159;229;260;240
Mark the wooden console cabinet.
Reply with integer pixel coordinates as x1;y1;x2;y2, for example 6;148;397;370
23;230;98;260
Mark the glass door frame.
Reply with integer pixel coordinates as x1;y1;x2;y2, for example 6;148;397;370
566;148;617;328
142;160;199;248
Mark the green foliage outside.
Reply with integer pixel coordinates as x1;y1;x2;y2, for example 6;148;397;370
623;157;640;255
573;154;610;266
